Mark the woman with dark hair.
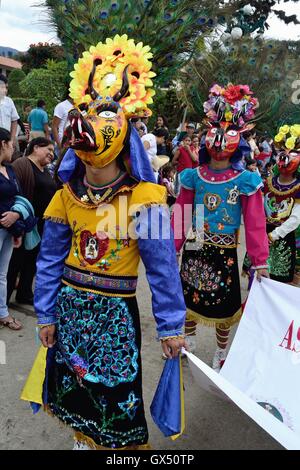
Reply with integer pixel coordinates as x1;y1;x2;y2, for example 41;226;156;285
0;128;23;329
154;115;169;132
7;138;57;305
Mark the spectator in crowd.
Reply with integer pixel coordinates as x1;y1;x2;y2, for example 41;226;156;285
0;74;19;147
28;100;50;141
141;128;169;182
52;94;74;155
161;163;176;207
172;134;199;195
0;128;22;330
153;115;169;133
172;134;198;174
137;123;146;138
172;122;196;149
153;115;169;155
130;117;142;131
244;130;259;159
245;156;258;173
141;115;149;134
190;134;200;165
7;138;57;305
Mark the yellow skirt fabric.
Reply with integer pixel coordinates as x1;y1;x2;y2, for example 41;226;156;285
20;346;47;405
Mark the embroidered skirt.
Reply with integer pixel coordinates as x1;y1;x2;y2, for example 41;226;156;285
267;224;296;283
46;285;148;449
180;232;241;326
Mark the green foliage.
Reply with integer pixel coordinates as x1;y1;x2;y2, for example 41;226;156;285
13;98;36;122
149;87;183;133
19;42;65;74
7;69;27;99
19;61;69;117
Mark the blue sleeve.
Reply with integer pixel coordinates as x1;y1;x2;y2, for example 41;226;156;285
239;170;263;196
42;111;48;124
136;205;186;339
179;168;196;191
34;220;72;325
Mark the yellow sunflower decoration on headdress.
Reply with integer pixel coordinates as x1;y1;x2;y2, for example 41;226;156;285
69;34;156;117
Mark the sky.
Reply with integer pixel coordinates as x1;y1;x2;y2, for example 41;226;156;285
0;0;300;51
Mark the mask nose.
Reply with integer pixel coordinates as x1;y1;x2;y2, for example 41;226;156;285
214;129;224;150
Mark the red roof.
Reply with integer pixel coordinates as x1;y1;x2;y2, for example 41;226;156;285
0;56;22;69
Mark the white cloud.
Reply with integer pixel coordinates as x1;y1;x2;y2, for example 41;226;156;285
0;0;58;51
265;1;300;40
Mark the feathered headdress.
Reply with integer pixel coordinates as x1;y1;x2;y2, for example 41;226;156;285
203;83;259;128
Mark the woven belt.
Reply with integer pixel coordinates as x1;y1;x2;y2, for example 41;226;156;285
62;264;137;296
204;231;237;248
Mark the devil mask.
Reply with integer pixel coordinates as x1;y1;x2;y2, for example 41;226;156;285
203;84;258;161
277;151;300;176
66;34;156;169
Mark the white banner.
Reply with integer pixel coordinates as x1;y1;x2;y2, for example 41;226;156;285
185;277;300;450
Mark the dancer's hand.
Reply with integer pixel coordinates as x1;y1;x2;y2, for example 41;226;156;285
161;337;187;359
39;325;56;348
256;268;269;282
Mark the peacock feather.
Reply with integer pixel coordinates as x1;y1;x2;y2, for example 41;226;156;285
178;37;300;134
39;0;239;86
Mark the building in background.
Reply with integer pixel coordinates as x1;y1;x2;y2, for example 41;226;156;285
0;56;22;77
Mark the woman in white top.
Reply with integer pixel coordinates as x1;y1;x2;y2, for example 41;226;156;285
141;128;168;182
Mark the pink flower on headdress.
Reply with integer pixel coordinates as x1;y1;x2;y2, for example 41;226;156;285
238;85;253;96
210;84;223;96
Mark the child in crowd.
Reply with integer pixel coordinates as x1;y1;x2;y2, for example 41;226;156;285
161;163;177;207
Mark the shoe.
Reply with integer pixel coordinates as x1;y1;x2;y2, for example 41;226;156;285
185;335;196;354
212;347;227;373
73;440;91;450
15;297;34;306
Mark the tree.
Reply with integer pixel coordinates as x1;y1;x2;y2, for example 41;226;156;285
7;69;26;99
18;42;65;74
19;61;69;116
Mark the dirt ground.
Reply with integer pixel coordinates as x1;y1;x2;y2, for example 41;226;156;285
0;228;282;450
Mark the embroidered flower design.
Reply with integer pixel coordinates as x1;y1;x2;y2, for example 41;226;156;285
227;258;234;266
204;222;210;231
81;194;89;202
118;392;141;420
218;223;224;230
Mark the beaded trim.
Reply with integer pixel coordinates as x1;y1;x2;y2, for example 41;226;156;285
63;264;137;296
266;176;300;197
204;231;237;248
